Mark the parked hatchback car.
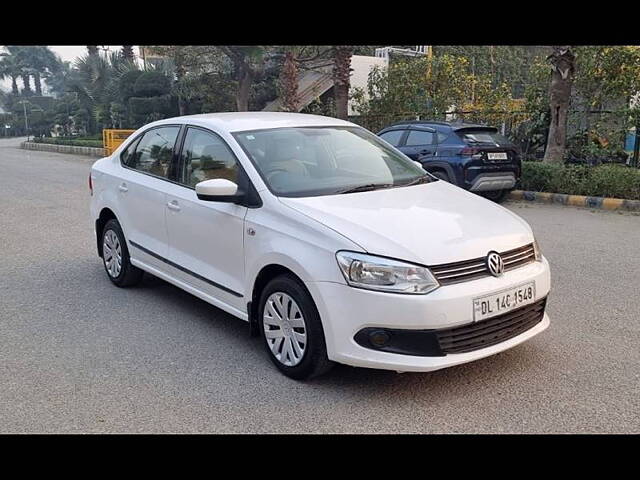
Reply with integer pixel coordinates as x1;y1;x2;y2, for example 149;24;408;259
90;112;550;380
378;121;521;202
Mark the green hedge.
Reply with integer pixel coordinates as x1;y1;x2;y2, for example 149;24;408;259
32;137;103;148
520;162;640;200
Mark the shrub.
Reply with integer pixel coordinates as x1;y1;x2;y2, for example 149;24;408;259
32;137;103;148
520;162;640;200
119;70;144;102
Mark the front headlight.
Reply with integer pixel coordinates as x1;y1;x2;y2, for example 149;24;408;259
336;251;439;294
533;240;542;261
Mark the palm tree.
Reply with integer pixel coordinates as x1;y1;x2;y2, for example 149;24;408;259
121;45;135;62
18;46;61;95
68;53;115;132
0;49;22;95
2;46;61;96
279;49;300;112
543;46;576;164
3;46;32;95
332;46;354;120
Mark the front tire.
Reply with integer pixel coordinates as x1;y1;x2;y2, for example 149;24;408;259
258;274;333;380
101;219;144;287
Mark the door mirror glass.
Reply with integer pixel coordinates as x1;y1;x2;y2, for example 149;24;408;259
195;179;239;201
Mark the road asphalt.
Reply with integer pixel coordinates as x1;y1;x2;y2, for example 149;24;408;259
1;136;638;433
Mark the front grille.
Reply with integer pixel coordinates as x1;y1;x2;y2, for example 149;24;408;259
430;243;536;285
436;297;547;354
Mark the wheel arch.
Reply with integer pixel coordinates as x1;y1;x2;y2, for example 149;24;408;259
248;264;299;336
96;207;118;258
421;161;458;185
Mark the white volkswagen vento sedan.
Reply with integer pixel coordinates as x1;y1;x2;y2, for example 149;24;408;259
89;112;551;379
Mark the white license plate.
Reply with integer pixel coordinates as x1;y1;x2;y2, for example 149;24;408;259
472;282;536;322
487;152;508;160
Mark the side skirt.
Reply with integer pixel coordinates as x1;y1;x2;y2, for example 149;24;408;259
129;257;249;322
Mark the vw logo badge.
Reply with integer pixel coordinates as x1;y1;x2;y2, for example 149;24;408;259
486;251;504;277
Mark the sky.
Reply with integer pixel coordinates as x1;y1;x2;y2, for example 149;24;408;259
49;45;136;63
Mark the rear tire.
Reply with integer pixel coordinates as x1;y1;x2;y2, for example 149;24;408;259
479;189;509;203
258;274;333;380
101;219;144;287
430;170;451;183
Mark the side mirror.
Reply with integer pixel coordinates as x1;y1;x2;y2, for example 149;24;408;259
195;179;240;202
413;160;425;171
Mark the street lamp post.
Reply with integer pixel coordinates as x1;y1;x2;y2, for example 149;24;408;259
18;100;29;140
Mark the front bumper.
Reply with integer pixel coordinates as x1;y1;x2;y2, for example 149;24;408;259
305;256;551;372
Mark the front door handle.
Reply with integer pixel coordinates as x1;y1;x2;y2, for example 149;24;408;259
118;183;128;193
167;200;181;212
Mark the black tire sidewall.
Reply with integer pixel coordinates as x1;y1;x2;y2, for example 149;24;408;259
258;275;329;380
431;171;450;183
480;189;508;203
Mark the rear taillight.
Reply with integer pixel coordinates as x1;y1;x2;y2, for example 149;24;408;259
89;173;93;196
459;147;483;159
459;147;479;155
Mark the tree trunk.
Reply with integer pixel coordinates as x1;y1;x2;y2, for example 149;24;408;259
11;76;18;95
34;71;42;95
280;50;299;112
543;46;576;164
236;63;253;111
122;45;135;62
21;74;32;95
87;46;99;57
175;62;187;115
332;46;353;120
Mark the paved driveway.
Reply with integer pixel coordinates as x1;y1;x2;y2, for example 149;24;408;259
1;137;638;433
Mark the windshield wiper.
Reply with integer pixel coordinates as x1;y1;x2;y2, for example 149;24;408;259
336;183;395;194
401;175;433;187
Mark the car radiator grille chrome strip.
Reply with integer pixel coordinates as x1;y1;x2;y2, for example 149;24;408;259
430;243;536;285
436;297;547;354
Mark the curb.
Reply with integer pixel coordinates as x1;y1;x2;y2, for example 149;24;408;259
21;141;105;158
509;190;640;212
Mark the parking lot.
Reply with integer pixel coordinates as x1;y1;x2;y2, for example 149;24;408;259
1;136;638;433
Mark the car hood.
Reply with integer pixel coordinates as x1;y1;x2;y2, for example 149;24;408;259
278;181;533;265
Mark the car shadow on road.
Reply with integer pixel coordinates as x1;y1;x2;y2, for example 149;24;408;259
127;270;549;397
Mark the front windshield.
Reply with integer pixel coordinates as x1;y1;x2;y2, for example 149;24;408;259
233;126;431;197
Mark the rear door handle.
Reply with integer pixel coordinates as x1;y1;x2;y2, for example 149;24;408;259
419;149;432;155
167;200;181;212
118;183;128;193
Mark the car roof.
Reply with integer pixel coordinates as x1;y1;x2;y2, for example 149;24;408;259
381;120;496;132
146;112;355;133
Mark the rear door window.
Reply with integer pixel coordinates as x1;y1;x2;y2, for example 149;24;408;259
124;126;180;179
406;130;435;146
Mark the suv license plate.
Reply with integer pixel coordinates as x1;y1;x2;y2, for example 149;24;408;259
472;282;536;322
487;152;508;160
